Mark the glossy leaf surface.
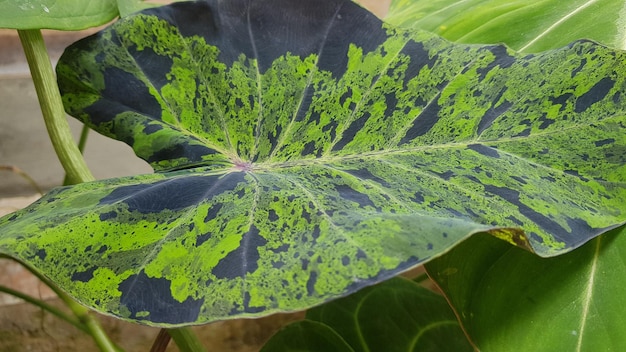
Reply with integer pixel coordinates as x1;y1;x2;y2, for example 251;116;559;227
261;320;355;352
426;226;626;351
393;4;626;350
303;277;473;352
116;0;153;18
386;0;626;52
0;0;118;30
0;0;625;326
262;277;472;352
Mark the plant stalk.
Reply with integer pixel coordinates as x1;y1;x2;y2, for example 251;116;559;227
58;291;121;352
47;282;121;352
168;327;207;352
63;124;91;185
77;124;91;153
6;257;119;352
0;284;87;333
150;329;172;352
18;29;94;185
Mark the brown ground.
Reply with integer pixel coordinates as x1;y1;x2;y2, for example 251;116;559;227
0;296;304;351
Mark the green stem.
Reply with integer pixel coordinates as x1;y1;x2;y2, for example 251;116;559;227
16;28;126;351
168;327;207;352
5;257;119;352
16;26;206;352
77;124;91;153
0;284;87;333
57;290;121;352
18;29;94;185
64;124;91;185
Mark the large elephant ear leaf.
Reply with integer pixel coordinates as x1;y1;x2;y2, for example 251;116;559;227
385;0;626;53
1;0;625;327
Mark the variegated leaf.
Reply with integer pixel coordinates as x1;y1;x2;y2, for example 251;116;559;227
0;0;624;326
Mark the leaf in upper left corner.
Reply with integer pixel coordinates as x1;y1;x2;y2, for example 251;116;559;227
0;0;118;30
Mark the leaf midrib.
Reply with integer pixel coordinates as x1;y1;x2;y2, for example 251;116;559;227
247;2;265;160
253;117;610;171
576;237;602;351
518;0;600;52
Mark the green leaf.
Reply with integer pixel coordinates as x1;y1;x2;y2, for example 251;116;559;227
117;0;185;18
1;0;625;326
262;278;471;352
0;169;493;326
303;277;473;352
117;0;152;18
426;225;626;351
0;0;119;30
261;320;355;352
385;0;626;52
389;2;626;350
57;0;626;254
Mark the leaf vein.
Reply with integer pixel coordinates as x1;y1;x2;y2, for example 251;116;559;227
519;0;599;52
576;237;602;351
267;2;345;160
247;4;264;160
324;30;412;155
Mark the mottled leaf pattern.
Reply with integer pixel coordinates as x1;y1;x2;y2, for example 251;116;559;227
0;0;625;326
0;169;490;325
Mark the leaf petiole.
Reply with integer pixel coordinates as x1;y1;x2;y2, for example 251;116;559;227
0;283;87;333
2;256;120;352
167;327;207;352
17;29;94;185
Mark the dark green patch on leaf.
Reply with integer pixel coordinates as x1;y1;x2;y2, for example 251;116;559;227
0;0;625;326
119;270;205;324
